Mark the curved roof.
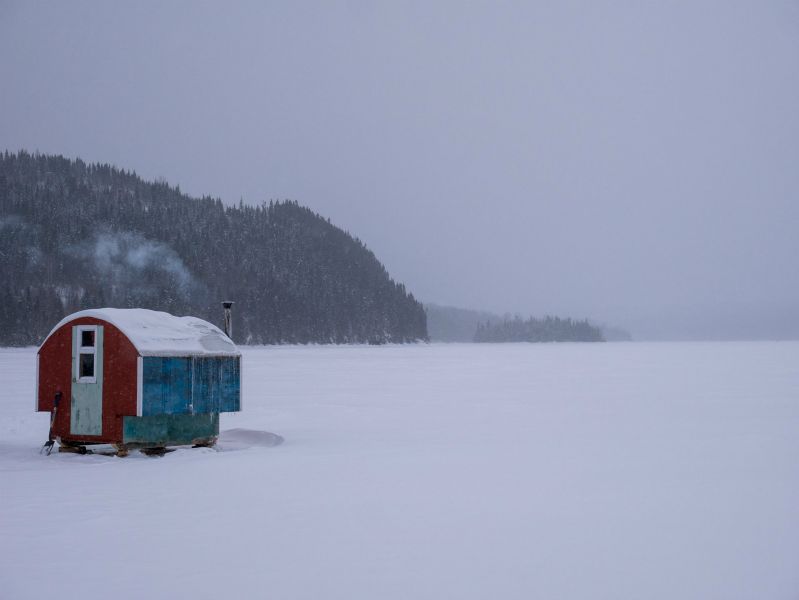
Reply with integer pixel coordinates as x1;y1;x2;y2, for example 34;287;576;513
41;308;240;357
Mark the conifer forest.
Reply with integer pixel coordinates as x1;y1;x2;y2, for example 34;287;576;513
0;152;428;345
474;315;605;343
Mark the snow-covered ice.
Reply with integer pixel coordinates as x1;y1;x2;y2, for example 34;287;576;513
2;342;799;599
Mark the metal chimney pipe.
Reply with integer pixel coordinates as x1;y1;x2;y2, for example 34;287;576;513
222;301;234;339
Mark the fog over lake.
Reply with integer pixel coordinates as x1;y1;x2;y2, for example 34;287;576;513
2;1;797;339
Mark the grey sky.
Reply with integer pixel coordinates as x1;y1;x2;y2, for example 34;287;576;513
2;1;798;339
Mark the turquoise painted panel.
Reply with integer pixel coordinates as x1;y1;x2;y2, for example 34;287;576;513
141;358;163;415
142;357;191;416
192;356;221;413
71;326;103;436
142;356;241;416
220;357;241;412
122;413;219;446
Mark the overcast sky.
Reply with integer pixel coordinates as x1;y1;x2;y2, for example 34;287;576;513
2;1;798;339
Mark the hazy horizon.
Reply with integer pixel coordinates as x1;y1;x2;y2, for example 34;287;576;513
2;1;798;340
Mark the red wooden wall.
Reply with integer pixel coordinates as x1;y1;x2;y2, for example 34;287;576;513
38;317;138;445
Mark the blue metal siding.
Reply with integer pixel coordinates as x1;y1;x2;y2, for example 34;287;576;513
192;357;221;413
142;358;163;415
220;357;241;412
142;357;192;416
142;356;240;416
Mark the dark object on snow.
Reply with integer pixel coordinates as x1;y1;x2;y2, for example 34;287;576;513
40;391;62;455
36;308;241;456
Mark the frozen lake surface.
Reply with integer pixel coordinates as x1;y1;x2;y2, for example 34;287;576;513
2;342;799;599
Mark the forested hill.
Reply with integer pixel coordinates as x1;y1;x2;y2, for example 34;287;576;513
0;151;427;346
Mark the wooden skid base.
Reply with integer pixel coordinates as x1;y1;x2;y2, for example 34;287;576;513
56;442;192;457
58;444;88;454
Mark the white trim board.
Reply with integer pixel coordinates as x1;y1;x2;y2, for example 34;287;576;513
136;356;143;417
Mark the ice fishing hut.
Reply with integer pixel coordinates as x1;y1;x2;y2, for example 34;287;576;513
36;307;241;454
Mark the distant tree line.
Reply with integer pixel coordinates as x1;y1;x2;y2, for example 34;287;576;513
474;316;605;343
0;151;427;345
424;303;502;342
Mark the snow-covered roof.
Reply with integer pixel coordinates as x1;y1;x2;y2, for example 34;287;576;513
41;308;240;357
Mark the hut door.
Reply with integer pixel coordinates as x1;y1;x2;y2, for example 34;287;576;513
70;325;104;436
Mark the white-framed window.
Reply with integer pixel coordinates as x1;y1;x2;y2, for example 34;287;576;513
76;325;98;383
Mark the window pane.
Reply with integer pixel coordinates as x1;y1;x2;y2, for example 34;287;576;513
79;353;95;379
81;330;95;348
